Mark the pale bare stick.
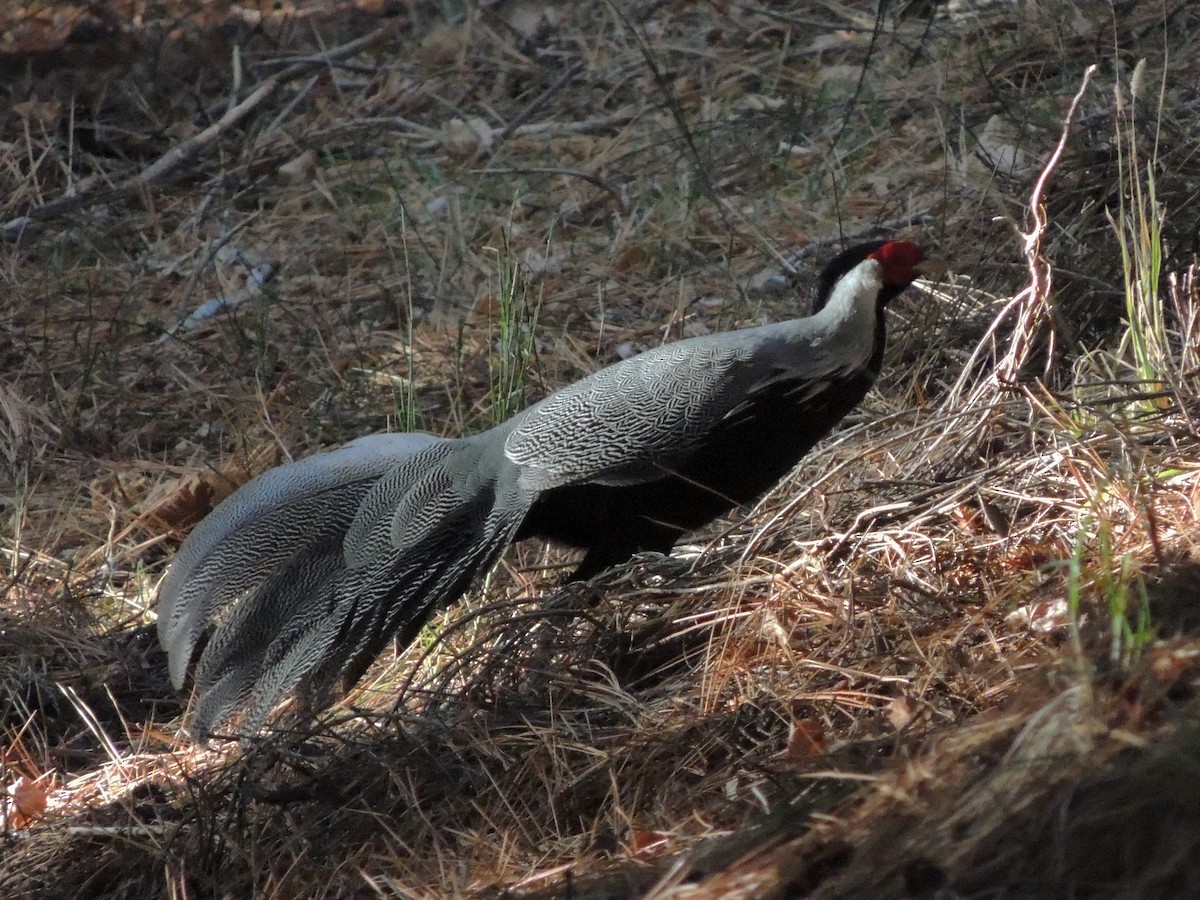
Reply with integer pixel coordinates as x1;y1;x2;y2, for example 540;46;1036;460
1;26;392;244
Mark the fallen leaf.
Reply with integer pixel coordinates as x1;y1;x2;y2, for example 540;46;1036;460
1006;598;1071;634
1148;641;1200;686
442;117;495;156
278;149;317;183
784;718;827;759
886;695;920;732
7;774;50;827
629;830;670;856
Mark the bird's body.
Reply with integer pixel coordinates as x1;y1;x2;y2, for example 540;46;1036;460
157;240;928;736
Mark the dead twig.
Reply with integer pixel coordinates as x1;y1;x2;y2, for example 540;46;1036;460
930;64;1098;460
997;64;1099;386
487;63;584;155
0;26;393;245
472;166;629;212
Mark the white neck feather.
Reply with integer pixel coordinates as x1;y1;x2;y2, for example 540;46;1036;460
797;257;884;370
816;258;883;327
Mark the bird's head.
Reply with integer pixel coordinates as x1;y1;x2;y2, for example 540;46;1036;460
811;239;931;314
867;240;927;286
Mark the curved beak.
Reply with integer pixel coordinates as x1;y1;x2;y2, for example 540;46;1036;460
912;257;948;280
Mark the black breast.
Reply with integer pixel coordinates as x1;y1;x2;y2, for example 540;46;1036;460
516;367;877;579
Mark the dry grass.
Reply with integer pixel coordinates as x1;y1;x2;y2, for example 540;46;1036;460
3;0;1200;897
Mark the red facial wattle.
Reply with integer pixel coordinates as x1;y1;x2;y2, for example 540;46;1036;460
869;241;926;285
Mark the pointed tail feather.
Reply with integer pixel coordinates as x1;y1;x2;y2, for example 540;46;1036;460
192;580;355;738
156;432;443;691
179;436;528;736
304;502;524;706
185;533;348;736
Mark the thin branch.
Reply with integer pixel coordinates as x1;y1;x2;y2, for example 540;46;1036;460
998;64;1099;385
487;64;584;153
0;26;393;245
938;64;1098;429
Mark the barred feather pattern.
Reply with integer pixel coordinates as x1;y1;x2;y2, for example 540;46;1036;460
180;437;526;737
507;258;885;492
156;432;444;691
158;244;923;737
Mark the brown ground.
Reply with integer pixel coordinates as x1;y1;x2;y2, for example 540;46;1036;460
3;1;1200;898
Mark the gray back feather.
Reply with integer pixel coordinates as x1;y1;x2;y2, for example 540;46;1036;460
162;255;887;735
505;261;879;493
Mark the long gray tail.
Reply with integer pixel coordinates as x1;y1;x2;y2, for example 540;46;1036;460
157;432;528;737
